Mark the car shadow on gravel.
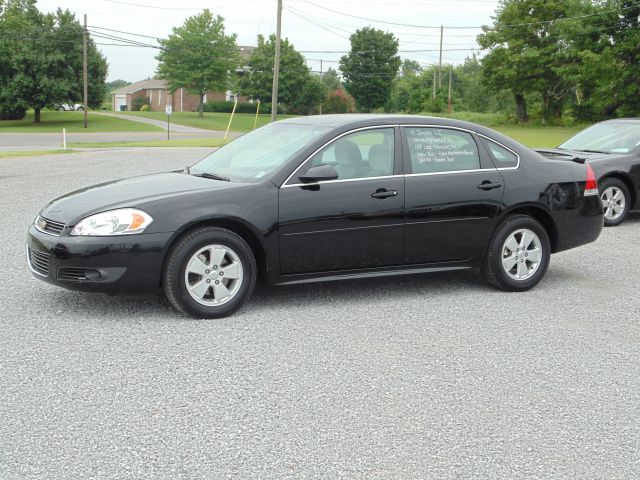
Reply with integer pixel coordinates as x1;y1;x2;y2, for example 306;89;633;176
39;269;487;320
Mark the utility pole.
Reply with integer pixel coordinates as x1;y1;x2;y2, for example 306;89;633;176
271;0;283;122
432;71;436;100
83;14;88;128
319;59;323;115
447;65;452;114
438;25;443;88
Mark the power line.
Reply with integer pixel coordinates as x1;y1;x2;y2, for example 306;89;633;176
103;0;258;10
298;0;640;30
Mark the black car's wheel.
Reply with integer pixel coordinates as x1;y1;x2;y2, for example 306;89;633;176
483;215;551;292
163;227;257;318
599;178;630;227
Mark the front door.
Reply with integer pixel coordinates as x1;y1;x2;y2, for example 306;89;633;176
278;127;405;275
401;126;505;264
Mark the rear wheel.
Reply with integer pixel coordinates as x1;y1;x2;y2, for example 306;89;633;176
163;227;257;318
600;178;630;227
483;215;551;291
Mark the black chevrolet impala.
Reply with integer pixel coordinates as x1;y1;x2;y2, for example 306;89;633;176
537;118;640;226
27;115;603;318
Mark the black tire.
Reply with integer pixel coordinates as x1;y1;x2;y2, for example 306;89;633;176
599;178;631;227
482;214;551;292
163;227;257;318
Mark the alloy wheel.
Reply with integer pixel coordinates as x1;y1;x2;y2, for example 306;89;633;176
601;186;626;221
501;229;543;281
184;244;244;306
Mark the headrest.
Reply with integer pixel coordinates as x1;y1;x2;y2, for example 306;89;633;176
368;144;392;174
335;139;363;165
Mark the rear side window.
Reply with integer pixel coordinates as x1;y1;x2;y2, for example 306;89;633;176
403;127;480;174
482;139;519;168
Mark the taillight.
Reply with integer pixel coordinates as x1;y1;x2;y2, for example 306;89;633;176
584;164;599;196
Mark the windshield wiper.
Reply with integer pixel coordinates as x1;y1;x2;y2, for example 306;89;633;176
192;172;230;182
576;149;608;154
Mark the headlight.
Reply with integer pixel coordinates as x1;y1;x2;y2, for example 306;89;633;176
70;208;153;236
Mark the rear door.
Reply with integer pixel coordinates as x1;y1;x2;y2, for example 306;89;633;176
402;126;505;264
278;126;405;275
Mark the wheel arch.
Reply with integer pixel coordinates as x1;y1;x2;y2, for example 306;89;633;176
160;216;268;286
599;172;636;209
496;204;559;253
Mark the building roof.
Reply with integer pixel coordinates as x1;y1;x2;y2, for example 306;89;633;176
112;79;167;94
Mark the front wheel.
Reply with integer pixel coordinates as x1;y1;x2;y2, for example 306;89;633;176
163;227;257;318
600;178;630;227
483;215;551;292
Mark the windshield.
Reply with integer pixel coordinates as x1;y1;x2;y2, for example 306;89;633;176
559;122;640;154
190;123;331;183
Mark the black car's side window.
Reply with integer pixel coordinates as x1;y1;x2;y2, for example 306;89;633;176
403;127;480;174
305;128;395;181
482;138;519;168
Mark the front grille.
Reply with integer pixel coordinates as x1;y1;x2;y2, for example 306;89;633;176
28;247;50;276
35;216;65;236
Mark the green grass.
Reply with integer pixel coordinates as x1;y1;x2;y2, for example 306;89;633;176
69;138;229;148
0;149;77;158
124;111;295;132
0;111;163;133
493;125;583;148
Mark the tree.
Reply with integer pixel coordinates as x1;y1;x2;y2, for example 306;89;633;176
340;27;401;112
107;79;130;91
0;3;108;123
561;0;640;119
245;34;310;109
292;74;327;115
401;59;422;77
157;10;239;117
478;0;588;122
323;88;355;114
320;67;341;91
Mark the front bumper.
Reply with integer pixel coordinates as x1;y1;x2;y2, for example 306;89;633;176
26;225;174;293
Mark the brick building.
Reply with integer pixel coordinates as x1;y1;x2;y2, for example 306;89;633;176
112;46;256;112
111;79;250;113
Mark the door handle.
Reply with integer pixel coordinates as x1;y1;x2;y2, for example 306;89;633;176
477;181;502;191
371;188;398;199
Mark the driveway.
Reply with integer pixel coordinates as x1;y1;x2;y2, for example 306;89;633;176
1;149;639;479
95;112;213;133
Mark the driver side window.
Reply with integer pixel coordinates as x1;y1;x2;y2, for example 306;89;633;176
304;128;395;181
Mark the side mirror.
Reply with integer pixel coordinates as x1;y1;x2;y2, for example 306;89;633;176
298;165;339;183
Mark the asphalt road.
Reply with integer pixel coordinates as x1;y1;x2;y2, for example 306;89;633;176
1;149;639;479
0;131;224;150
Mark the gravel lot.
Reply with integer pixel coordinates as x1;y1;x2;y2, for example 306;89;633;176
1;149;639;479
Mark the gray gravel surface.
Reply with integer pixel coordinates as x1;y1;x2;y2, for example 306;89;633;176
1;149;639;479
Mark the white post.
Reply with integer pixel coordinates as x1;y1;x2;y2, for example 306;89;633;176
63;128;67;151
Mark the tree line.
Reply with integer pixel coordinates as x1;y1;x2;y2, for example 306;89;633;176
2;0;638;124
0;0;107;122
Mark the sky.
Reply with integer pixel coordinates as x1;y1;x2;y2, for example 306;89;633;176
37;0;501;82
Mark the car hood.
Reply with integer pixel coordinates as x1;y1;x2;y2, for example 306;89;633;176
535;148;619;162
40;171;236;224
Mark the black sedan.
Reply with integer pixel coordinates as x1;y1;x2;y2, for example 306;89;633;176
27;115;603;318
537;118;640;226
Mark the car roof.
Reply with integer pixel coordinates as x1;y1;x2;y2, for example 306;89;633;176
278;113;493;131
598;118;640;124
277;114;522;150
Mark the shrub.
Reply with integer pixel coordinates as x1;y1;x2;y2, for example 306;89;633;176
0;104;27;120
203;100;279;114
323;89;355;114
140;104;151;112
132;96;150;111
